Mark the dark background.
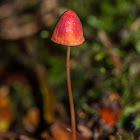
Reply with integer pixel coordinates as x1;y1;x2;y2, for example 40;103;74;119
0;0;140;139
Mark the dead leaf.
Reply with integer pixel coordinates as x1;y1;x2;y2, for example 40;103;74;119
77;124;92;138
109;135;119;140
50;121;90;140
0;86;14;131
22;107;40;132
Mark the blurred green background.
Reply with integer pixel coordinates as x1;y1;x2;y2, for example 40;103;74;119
0;0;140;139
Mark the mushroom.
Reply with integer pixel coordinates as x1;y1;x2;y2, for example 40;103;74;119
51;9;84;140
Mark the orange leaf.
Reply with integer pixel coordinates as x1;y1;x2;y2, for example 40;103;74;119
99;107;121;125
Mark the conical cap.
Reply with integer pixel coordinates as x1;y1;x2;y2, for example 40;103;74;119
51;10;84;46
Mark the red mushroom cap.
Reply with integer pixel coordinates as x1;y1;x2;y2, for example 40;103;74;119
51;10;85;46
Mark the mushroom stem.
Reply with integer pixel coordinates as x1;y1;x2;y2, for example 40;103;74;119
66;46;76;140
